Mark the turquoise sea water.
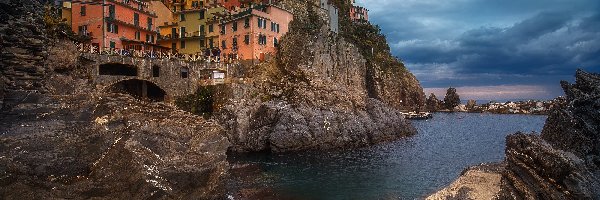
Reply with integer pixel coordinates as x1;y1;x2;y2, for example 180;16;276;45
228;112;547;199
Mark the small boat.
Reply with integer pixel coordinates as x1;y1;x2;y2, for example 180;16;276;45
402;112;433;120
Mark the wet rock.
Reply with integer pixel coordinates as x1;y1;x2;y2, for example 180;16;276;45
0;93;230;199
224;98;414;152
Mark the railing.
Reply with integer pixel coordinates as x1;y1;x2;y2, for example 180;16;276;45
75;42;236;64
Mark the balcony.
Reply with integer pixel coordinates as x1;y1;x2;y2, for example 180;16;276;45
157;31;205;41
105;17;159;34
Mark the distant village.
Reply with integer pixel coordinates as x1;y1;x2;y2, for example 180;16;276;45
56;0;369;64
462;98;566;115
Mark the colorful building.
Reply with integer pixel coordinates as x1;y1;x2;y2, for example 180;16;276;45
349;5;368;22
219;4;292;63
156;0;227;54
68;0;162;51
61;1;72;25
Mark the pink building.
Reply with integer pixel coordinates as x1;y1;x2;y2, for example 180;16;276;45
349;5;368;22
219;4;292;63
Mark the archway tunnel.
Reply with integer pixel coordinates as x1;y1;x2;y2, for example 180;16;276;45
108;79;166;102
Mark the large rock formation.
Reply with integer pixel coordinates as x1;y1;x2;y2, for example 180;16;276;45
216;1;418;152
0;1;230;199
500;70;600;199
429;70;600;199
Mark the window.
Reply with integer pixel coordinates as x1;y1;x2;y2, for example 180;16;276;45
270;23;280;33
80;6;86;16
108;5;115;19
244;18;250;28
134;13;139;26
220;25;225;34
200;38;205;47
232;37;237;49
180;13;186;21
258;34;267;45
221;40;226;49
199;10;205;19
152;65;160;77
171;42;176;50
180;67;189;78
109;41;116;49
257;18;266;29
232;21;237;32
107;23;118;33
171;28;177;38
208;24;213;32
135;31;140;40
180;27;186;38
199;25;205;34
145;34;150;42
274;37;278;47
147;17;152;30
192;1;199;8
244;34;249;45
181;40;186;49
78;25;88;35
209;38;214;48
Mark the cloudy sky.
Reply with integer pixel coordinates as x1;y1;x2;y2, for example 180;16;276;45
355;0;600;100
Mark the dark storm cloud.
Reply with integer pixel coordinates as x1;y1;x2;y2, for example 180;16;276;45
356;0;600;98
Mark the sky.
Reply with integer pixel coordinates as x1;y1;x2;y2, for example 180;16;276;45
355;0;600;100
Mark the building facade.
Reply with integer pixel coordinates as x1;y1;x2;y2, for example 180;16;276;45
69;0;161;51
219;5;292;63
349;5;368;22
156;0;226;54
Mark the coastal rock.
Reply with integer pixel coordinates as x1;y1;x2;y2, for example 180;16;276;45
429;70;600;199
0;93;230;199
220;97;415;152
427;163;505;200
0;1;230;199
216;8;417;152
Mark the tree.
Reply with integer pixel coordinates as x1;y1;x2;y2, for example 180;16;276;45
443;87;461;110
426;93;441;111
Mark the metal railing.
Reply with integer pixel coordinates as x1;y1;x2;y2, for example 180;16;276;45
75;42;236;63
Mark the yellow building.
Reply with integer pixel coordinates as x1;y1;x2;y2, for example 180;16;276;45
156;0;226;54
61;1;72;25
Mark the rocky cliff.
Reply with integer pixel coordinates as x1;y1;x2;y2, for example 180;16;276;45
0;1;230;199
428;70;600;199
216;1;419;152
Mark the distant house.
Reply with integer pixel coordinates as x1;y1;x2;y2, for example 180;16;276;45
219;4;293;63
314;0;339;33
349;5;368;22
69;0;163;51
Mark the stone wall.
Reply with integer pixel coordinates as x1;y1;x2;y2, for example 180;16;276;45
80;53;240;100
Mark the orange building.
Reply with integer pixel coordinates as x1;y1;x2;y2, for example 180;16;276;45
219;4;292;63
70;0;162;51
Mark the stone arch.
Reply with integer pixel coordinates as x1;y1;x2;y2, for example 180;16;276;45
99;63;138;76
106;79;167;102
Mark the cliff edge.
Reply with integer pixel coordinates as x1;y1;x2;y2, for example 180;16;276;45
216;1;423;152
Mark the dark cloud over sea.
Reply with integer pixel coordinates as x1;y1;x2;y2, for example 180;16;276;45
356;0;600;100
